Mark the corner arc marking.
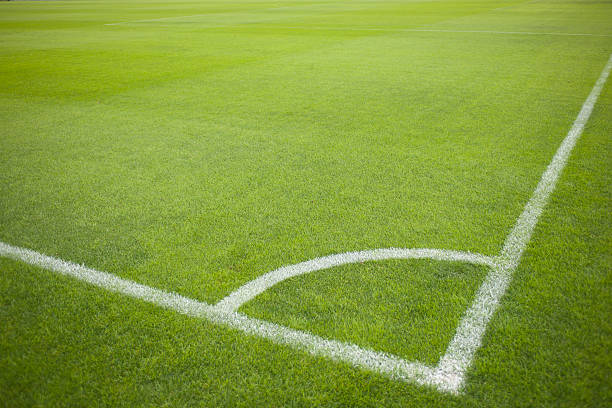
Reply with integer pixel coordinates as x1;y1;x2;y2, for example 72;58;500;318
213;248;496;313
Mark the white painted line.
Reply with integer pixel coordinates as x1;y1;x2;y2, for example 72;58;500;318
433;52;612;392
404;28;612;37
1;53;610;394
0;241;434;387
104;3;367;26
500;52;612;270
105;14;210;26
214;248;495;313
271;26;612;37
104;18;612;37
0;241;213;316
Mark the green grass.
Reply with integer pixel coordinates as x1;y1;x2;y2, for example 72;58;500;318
1;0;611;406
242;259;490;366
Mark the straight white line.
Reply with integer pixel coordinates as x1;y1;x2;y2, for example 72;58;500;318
0;241;434;387
215;248;495;313
407;29;611;37
271;26;612;37
103;3;364;26
105;14;210;26
104;13;202;25
434;52;612;393
500;53;612;268
104;18;612;37
0;242;213;316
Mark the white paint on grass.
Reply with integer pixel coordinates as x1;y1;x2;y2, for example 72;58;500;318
0;240;434;387
272;26;612;37
432;52;612;392
2;53;610;394
103;3;371;26
214;248;495;313
105;14;210;26
104;17;612;37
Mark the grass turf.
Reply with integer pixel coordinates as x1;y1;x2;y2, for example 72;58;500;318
1;0;611;406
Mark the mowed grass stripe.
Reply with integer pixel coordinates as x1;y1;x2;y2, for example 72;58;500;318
2;17;608;303
1;0;611;405
1;53;610;393
1;109;609;405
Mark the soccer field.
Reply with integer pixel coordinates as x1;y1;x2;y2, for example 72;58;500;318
1;0;611;406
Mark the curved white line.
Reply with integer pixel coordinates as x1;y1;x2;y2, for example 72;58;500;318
214;248;496;313
0;240;435;388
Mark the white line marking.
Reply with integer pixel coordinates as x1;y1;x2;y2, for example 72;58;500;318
433;52;612;392
0;241;434;387
1;53;610;394
105;14;209;26
214;249;495;313
103;3;369;26
104;17;612;37
271;26;612;37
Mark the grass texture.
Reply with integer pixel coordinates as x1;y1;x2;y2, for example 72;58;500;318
1;0;611;406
